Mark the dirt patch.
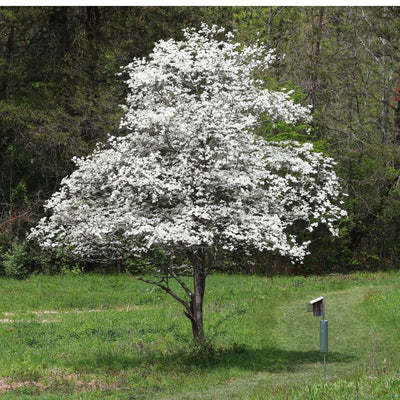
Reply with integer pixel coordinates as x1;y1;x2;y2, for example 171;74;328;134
4;307;127;317
0;307;130;324
0;378;44;391
0;372;121;393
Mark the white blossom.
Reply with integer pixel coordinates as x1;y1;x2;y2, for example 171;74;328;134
29;24;346;264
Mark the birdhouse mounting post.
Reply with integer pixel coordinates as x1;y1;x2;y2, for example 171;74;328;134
307;296;328;383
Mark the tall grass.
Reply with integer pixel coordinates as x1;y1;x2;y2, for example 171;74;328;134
0;272;399;398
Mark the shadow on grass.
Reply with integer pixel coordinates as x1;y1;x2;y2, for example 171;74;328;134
67;345;355;375
209;346;354;373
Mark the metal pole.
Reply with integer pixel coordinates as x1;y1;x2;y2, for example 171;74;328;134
320;319;328;383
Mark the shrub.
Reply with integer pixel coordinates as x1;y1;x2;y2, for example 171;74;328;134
3;239;31;279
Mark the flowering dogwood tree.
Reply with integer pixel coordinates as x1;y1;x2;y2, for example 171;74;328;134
30;25;346;343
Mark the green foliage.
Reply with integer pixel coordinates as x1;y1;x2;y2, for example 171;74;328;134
255;79;330;155
10;180;28;206
3;240;31;279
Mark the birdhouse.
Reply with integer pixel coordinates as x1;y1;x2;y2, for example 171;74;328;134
308;296;324;317
306;296;328;382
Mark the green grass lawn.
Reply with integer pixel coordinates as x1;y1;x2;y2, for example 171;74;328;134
0;271;399;398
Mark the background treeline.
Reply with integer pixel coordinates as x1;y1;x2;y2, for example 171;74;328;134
1;6;400;276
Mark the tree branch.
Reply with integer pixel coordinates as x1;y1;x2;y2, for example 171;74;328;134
170;270;193;299
137;276;191;315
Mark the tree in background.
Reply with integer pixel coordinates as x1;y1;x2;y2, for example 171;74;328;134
30;25;346;343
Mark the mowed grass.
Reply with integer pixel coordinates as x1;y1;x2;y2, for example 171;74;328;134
0;272;399;398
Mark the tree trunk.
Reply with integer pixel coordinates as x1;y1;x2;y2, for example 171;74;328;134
309;7;324;114
184;251;208;345
190;261;206;344
0;25;14;98
139;249;209;346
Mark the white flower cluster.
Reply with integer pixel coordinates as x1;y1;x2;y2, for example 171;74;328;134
29;24;346;263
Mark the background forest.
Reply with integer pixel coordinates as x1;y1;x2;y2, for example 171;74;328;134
1;6;400;276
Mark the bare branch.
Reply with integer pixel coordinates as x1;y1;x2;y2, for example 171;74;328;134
170;270;193;298
137;276;191;315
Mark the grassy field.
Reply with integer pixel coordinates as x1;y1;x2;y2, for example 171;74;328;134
0;271;399;398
